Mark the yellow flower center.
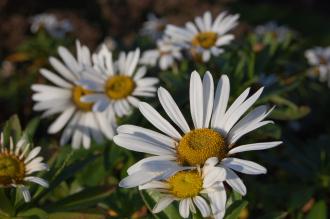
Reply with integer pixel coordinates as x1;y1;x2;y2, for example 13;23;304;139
0;154;25;186
72;86;93;111
104;75;135;100
168;171;203;198
192;32;218;49
177;128;227;166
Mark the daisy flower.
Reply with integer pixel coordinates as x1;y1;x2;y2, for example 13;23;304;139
165;11;239;62
114;70;282;196
140;13;167;40
79;46;159;117
255;22;291;43
30;13;73;38
32;41;116;149
141;157;227;219
305;47;330;87
0;133;48;202
140;37;182;70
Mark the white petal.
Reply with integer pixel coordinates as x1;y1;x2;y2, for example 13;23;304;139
224;167;246;195
223;87;264;133
179;199;190;218
222;158;267;175
117;125;176;148
24;176;49;188
203;167;226;188
119;171;162;188
193;196;211;217
127;155;176;175
40;68;72;88
211;75;230;129
138;102;181;140
216;87;250;132
139;181;170;190
202;71;214;128
190;71;204;129
48;106;75;134
21;187;31;202
24;147;41;164
229;120;274;145
152;196;175;213
113;134;174;155
49;57;77;82
208;182;226;214
228;141;282;154
158;87;190;133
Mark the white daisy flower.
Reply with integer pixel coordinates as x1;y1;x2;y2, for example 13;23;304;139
114;70;282;196
305;47;330;87
79;46;159;117
165;11;239;62
140;37;182;70
140;13;167;40
141;157;227;219
0;133;48;202
255;22;291;43
30;13;73;38
32;41;116;149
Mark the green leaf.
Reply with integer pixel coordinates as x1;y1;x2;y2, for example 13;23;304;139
0;189;14;216
306;200;327;219
17;208;48;219
224;200;248;219
140;190;180;219
48;212;105;219
45;186;114;212
23;117;40;139
2;115;22;145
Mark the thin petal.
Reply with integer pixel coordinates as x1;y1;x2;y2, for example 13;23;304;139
190;71;203;129
158;87;190;133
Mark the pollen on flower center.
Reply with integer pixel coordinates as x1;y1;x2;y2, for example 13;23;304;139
72;86;93;111
192;32;218;49
104;75;135;100
177;128;227;166
168;171;203;198
0;154;25;186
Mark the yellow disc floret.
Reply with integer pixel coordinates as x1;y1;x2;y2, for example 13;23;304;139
104;75;135;100
0;153;25;186
72;86;93;111
177;128;227;166
192;32;218;49
168;171;203;198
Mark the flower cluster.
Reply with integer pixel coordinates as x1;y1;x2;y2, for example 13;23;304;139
114;70;282;218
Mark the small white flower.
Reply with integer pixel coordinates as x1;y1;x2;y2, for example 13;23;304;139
114;70;282;196
0;133;48;202
140;37;182;70
140;13;167;40
305;47;330;87
30;13;73;38
79;46;159;117
141;157;227;219
255;22;291;43
165;11;239;62
32;41;116;149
